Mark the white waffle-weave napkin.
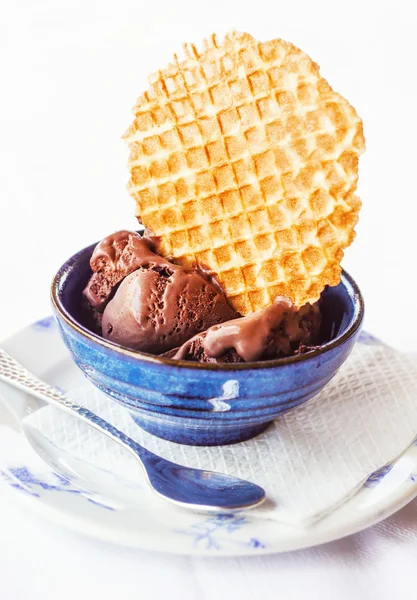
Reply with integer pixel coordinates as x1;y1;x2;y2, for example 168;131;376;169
24;335;417;525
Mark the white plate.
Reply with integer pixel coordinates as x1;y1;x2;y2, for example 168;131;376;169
1;317;417;557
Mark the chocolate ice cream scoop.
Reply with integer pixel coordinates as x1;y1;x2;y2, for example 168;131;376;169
167;299;321;363
83;230;168;311
101;261;239;354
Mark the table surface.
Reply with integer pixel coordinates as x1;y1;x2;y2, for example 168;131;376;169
1;0;417;597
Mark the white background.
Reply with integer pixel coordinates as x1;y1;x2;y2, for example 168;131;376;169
1;0;417;598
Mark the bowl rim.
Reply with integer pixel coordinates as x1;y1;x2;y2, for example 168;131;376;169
51;244;364;371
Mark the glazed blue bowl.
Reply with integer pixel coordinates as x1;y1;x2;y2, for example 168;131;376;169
51;241;364;446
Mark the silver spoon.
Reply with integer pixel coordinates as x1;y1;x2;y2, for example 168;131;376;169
0;349;265;512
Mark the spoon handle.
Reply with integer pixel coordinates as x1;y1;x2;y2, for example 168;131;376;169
0;348;151;461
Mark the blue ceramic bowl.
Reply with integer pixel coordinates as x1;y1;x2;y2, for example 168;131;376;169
51;241;364;446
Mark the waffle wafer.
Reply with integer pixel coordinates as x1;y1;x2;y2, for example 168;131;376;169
123;31;365;314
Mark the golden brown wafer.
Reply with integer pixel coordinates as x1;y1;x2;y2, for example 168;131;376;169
124;31;365;314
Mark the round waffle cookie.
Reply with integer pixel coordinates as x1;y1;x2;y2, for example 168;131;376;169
123;31;365;314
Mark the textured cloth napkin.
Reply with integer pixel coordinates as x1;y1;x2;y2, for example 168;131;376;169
25;335;417;525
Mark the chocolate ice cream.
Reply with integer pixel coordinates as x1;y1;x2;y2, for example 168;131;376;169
166;300;321;363
84;230;161;310
82;230;321;360
83;230;238;353
102;259;239;354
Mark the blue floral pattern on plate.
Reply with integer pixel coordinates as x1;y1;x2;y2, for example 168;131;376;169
177;514;265;551
365;461;417;488
32;316;56;330
0;466;115;510
365;464;393;487
358;331;381;345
